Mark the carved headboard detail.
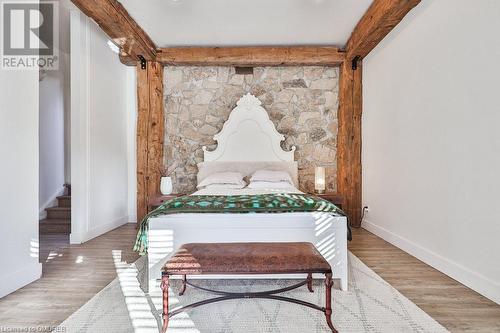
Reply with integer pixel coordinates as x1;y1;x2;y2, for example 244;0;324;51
203;93;296;162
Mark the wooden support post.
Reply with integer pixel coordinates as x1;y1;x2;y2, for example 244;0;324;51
136;62;149;223
136;61;164;224
337;60;362;227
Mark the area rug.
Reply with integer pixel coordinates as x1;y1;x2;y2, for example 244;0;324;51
57;252;448;333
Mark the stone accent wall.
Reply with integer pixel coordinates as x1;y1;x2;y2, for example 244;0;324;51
164;66;339;194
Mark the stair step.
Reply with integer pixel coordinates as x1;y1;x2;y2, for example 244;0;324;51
46;207;71;219
57;195;71;208
39;219;70;234
40;218;70;225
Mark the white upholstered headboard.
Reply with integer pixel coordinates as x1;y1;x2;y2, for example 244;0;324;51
203;93;296;162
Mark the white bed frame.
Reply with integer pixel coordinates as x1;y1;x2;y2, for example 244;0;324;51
147;93;348;290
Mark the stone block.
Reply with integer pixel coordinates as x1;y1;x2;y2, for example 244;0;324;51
193;90;213;104
283;79;307;88
310;78;336;90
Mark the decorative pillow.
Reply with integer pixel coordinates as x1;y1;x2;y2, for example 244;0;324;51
197;172;246;189
247;181;294;189
250;170;293;184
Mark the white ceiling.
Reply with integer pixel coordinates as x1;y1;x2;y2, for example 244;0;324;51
119;0;373;47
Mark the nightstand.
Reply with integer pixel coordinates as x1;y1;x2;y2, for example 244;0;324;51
148;194;185;212
311;192;345;209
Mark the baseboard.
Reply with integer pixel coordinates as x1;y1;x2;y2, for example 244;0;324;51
39;187;65;219
69;232;83;245
362;219;500;305
0;261;42;298
70;215;129;244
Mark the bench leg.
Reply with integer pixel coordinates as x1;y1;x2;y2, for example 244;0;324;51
161;274;170;333
179;274;187;296
307;273;314;293
325;273;338;333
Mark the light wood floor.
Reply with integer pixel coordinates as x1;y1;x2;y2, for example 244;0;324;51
0;224;499;332
349;228;500;333
0;224;139;330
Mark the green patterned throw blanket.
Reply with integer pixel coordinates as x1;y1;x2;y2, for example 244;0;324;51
133;193;346;255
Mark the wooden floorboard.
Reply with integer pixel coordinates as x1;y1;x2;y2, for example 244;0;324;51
0;224;498;332
349;227;500;333
0;224;139;330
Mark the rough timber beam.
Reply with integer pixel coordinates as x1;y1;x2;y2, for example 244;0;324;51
136;62;164;223
346;0;420;61
156;47;345;66
119;52;137;66
71;0;156;61
337;60;362;227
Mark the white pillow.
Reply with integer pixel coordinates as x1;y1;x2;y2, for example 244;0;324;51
250;170;293;183
197;172;245;189
247;181;294;189
197;161;299;188
204;183;246;190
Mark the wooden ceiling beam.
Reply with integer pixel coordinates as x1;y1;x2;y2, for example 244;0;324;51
156;47;345;66
71;0;156;61
346;0;420;61
119;52;137;66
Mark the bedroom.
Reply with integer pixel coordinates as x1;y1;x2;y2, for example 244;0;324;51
0;0;499;332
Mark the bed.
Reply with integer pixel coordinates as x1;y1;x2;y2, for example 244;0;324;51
142;93;349;291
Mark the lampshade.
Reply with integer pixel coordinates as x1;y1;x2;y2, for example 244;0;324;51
315;167;326;194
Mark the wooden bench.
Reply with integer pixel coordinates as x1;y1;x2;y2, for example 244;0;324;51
160;242;338;332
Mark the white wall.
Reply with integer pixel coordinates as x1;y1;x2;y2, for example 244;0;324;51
362;0;500;304
39;0;76;216
0;70;42;297
126;69;138;223
60;0;76;184
39;67;66;216
70;11;134;243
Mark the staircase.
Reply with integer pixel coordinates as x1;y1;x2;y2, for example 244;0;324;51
39;185;71;234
